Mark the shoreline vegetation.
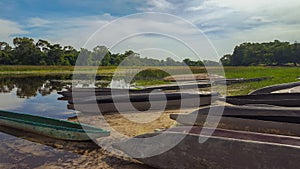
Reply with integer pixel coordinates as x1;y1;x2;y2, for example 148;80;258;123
1;65;299;95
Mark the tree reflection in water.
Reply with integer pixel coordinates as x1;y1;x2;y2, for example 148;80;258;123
0;74;113;98
0;75;71;98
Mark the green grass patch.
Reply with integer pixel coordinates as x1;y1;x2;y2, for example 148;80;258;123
135;80;169;86
223;66;300;95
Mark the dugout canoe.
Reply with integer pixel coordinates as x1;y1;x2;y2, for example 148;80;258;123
181;104;300;118
170;110;300;136
68;92;219;113
221;93;300;107
57;88;154;98
0;110;110;141
114;126;300;169
212;76;272;85
58;82;211;98
249;81;300;95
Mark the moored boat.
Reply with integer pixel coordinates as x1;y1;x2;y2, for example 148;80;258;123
0;110;110;141
189;104;300;118
57;88;154;98
249;81;300;95
221;93;300;107
170;106;300;136
68;92;219;113
114;126;300;169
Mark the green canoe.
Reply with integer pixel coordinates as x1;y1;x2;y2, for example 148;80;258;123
0;110;110;141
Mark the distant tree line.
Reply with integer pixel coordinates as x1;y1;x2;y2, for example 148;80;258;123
220;40;300;66
0;37;219;66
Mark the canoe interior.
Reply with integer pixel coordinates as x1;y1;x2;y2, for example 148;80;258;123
0;110;106;132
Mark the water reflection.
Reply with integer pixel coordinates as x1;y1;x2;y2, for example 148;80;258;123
0;75;71;98
0;74;113;98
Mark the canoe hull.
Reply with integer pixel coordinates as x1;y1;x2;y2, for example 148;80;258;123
170;113;300;136
222;93;300;107
0;110;110;141
114;128;300;169
68;96;216;113
249;81;300;95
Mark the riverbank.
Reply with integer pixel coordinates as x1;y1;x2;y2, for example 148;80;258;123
1;65;299;95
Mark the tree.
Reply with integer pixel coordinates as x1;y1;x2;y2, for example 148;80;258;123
0;42;13;64
13;37;43;65
47;44;64;65
63;46;79;65
220;54;232;66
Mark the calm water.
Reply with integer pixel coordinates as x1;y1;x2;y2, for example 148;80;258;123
0;74;109;168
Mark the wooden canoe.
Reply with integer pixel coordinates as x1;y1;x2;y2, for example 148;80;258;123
114;126;300;169
144;82;210;91
212;76;272;85
221;93;300;107
249;81;300;95
184;105;300;118
170;111;300;136
58;81;211;98
68;93;219;113
0;110;110;141
57;88;154;98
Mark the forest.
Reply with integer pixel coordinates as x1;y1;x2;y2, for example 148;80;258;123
2;38;298;67
221;40;300;66
0;37;210;66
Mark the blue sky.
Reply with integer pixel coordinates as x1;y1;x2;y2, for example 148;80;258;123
1;0;300;59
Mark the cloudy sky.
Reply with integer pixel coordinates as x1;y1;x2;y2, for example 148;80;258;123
1;0;300;60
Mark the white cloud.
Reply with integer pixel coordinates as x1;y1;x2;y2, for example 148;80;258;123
27;17;51;27
0;19;27;43
137;0;300;55
1;0;300;59
138;0;174;11
30;15;115;49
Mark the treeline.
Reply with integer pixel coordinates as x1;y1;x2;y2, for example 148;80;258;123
220;40;300;66
0;37;218;66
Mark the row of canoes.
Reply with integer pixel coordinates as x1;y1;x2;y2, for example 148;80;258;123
222;93;300;107
113;81;300;168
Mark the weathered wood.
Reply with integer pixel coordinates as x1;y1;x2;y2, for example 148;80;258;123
114;126;300;169
222;93;300;107
68;93;219;113
170;113;300;136
186;105;300;118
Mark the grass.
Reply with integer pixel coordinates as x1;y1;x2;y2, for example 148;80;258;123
223;66;300;95
0;65;117;76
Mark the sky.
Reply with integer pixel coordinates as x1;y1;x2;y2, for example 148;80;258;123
1;0;300;60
